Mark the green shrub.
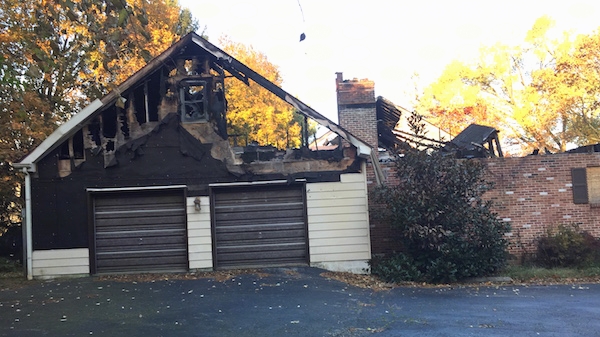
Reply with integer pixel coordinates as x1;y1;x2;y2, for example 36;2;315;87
370;253;422;283
0;256;21;274
370;150;511;284
536;224;600;268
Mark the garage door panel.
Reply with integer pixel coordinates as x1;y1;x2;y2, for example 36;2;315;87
96;255;187;272
93;189;187;274
214;188;302;202
95;215;186;228
217;250;308;268
213;184;308;268
217;241;306;252
96;243;185;255
215;209;304;225
96;233;186;249
95;193;182;206
95;209;184;220
214;202;304;212
216;229;306;241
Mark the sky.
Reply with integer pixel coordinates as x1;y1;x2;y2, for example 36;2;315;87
179;0;600;123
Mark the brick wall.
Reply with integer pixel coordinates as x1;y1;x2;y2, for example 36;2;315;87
366;161;402;255
336;72;378;148
366;153;600;262
485;152;600;261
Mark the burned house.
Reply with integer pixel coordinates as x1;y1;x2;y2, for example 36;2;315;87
15;33;376;279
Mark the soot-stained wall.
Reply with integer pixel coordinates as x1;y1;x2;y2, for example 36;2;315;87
31;114;236;250
31;112;362;250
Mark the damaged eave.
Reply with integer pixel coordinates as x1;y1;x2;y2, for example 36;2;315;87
15;99;104;170
16;35;198;169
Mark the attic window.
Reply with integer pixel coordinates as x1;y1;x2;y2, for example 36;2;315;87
180;80;208;123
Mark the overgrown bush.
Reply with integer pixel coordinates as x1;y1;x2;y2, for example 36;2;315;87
370;150;511;283
370;253;422;283
536;223;600;268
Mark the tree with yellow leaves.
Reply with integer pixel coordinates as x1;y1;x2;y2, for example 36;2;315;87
0;0;197;240
416;16;600;154
219;37;303;149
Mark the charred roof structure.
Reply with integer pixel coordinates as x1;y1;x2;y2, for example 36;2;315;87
376;97;451;151
442;124;503;158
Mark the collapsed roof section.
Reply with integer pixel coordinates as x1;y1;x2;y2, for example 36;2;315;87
16;32;372;172
376;97;449;151
375;97;502;158
442;124;503;158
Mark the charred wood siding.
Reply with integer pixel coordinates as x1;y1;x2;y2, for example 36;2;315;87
212;184;308;268
92;189;188;274
30;117;233;251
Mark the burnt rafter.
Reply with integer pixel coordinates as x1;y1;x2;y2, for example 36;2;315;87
190;34;372;157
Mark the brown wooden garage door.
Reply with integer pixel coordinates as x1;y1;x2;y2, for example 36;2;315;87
212;184;308;268
92;189;188;274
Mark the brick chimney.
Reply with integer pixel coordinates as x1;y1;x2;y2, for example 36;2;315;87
336;72;378;149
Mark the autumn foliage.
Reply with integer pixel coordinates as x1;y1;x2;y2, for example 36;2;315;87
418;16;600;154
0;0;197;240
219;37;303;149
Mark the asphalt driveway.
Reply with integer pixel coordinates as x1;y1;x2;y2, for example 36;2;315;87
1;267;599;336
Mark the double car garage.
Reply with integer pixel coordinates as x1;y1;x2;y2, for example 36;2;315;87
90;184;308;274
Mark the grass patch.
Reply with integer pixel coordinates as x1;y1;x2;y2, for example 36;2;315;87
503;265;600;283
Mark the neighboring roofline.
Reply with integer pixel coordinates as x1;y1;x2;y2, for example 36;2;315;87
17;32;372;169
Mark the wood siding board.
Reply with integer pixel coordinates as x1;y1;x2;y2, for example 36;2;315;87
310;252;370;262
32;248;89;260
188;251;213;260
307;213;368;223
32;249;90;277
308;228;369;239
309;237;370;247
305;197;367;208
340;173;365;183
188;245;212;253
307;221;368;230
32;257;89;268
306;192;366;202
33;265;90;276
307;205;368;216
187;236;212;245
186;213;211;222
306;181;365;192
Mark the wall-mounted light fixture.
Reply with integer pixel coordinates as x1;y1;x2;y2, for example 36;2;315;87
194;197;201;212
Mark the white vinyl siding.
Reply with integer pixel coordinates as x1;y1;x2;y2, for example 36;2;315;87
306;172;371;272
186;196;213;269
32;249;89;278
